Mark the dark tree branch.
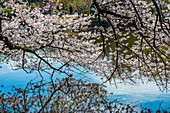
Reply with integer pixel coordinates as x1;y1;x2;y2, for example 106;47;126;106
129;0;144;27
151;0;170;38
93;0;131;19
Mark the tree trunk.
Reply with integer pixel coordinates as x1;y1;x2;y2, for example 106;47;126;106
76;5;81;16
83;6;85;17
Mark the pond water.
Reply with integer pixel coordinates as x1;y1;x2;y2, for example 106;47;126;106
0;60;170;112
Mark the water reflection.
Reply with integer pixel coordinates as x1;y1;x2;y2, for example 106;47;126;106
0;61;170;112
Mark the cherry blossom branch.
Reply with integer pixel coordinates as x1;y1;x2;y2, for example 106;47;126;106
129;0;144;27
151;0;170;38
93;0;131;19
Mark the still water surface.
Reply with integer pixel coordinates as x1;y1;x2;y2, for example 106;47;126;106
0;61;170;112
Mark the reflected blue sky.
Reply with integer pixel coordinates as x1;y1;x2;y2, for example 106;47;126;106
0;61;170;112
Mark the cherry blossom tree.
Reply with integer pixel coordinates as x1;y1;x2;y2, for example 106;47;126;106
92;0;169;90
0;0;169;112
0;0;113;112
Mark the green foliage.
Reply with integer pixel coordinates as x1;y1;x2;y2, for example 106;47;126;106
0;8;15;19
70;3;75;8
163;0;169;3
63;10;68;13
71;0;91;15
85;7;90;14
73;0;85;8
58;0;70;10
53;9;59;13
31;3;36;6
